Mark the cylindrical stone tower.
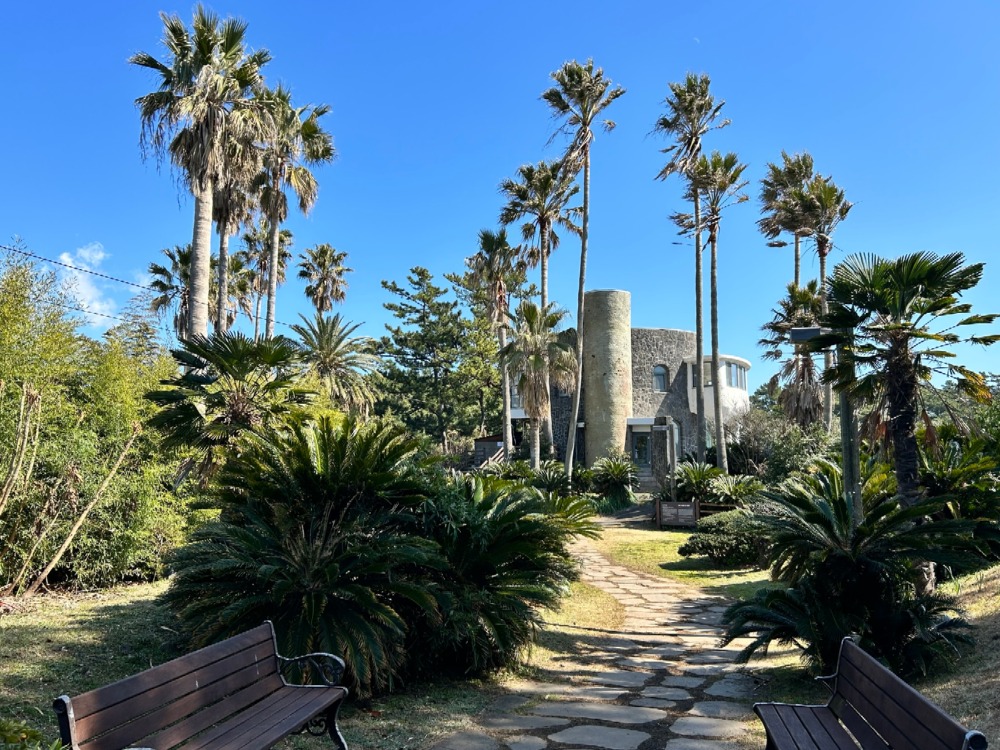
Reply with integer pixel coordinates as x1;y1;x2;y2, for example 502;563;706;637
583;290;632;466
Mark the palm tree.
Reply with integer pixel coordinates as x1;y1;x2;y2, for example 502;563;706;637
241;220;292;338
225;250;257;330
542;59;625;475
500;301;575;469
213;170;257;333
759;281;825;428
290;312;379;414
811;251;999;507
131;6;270;339
789;174;853;430
145;331;312;482
654;73;729;462
690;151;748;471
298;243;352;313
257;85;335;339
758;151;815;287
148;244;192;339
467;228;524;460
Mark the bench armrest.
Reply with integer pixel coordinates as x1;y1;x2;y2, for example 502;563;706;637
277;652;346;687
814;672;837;694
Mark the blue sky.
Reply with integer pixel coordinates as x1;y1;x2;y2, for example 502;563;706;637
3;1;1000;390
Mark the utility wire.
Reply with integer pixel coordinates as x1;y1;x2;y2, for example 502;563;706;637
1;243;296;329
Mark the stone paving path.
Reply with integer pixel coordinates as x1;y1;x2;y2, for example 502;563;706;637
431;516;761;750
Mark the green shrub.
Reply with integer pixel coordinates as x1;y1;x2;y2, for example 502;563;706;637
0;719;59;750
592;452;638;513
674;461;723;504
678;510;768;568
571;465;595;494
707;474;764;506
531;460;571;497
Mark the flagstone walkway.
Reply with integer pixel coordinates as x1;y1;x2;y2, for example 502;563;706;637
431;513;762;750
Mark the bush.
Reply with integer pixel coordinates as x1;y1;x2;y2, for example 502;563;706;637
726;408;831;484
592;452;638;513
674;461;723;504
707;474;764;507
678;510;768;568
531;460;571;497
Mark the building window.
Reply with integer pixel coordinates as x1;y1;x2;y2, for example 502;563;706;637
652;365;668;392
510;383;523;409
703;362;714;387
726;362;747;390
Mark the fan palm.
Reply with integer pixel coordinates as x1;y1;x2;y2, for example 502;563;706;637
543;59;625;475
241;220;292;338
654;73;729;462
164;416;439;696
809;251;999;506
758;151;815;287
212;167;257;333
145;331;312;481
759;281;825;427
298;243;352;313
498;160;579;455
500;302;576;469
467;229;523;460
256;85;335;339
690;151;748;471
148;244;192;340
722;458;981;675
131;6;270;339
290;312;379;414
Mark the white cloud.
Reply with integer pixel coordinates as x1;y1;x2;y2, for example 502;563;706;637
58;242;117;329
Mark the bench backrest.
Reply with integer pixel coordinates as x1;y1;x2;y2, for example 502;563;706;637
830;638;987;750
54;623;284;750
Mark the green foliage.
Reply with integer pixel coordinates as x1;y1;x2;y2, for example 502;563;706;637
722;459;983;676
707;474;764;506
408;476;596;677
164;417;437;696
678;510;768;568
0;719;59;750
726;408;832;483
591;452;638;513
531;460;572;497
673;461;723;503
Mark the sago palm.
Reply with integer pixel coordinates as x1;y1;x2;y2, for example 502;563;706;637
543;58;625;475
654;73;729;462
131;6;270;339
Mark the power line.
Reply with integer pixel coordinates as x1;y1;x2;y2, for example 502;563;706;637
1;243;297;329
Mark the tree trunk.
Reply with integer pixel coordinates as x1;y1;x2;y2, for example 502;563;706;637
254;293;262;340
0;386;39;519
710;226;727;472
266;205;280;340
499;326;514;460
819;241;833;432
888;343;921;504
540;220;554;456
694;191;706;462
793;234;801;288
216;227;230;334
564;143;590;477
23;424;141;598
531;418;541;470
189;182;214;340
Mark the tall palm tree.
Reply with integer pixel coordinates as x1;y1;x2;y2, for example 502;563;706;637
298;243;352;313
690;151;748;471
500;302;575;469
790;174;853;430
542;59;625;475
241;220;292;338
213;167;257;333
759;281;825;428
131;6;270;339
256;85;335;339
148;244;192;340
468;228;524;460
811;252;999;507
498;158;579;453
654;73;729;462
758;151;815;287
290;312;380;415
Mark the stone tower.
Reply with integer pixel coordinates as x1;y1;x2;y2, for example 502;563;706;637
582;290;632;465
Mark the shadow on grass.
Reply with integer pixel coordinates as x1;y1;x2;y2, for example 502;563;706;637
658;558;772;600
0;584;179;736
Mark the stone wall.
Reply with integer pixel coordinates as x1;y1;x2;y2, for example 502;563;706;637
630;328;699;457
583;291;633;466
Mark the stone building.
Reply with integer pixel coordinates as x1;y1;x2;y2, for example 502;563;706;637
513;289;751;489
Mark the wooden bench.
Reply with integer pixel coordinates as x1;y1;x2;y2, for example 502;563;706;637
53;622;349;750
754;637;987;750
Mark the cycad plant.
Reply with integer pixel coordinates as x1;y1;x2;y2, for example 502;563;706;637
591;452;638;513
164;417;439;696
722;459;983;676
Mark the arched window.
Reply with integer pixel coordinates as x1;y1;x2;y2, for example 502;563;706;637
652;365;668;392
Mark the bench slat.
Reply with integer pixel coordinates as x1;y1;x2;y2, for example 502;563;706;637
199;687;344;750
837;642;967;750
74;642;279;745
756;703;859;750
71;625;275;719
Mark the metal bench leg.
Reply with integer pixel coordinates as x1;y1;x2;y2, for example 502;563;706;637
326;697;349;750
